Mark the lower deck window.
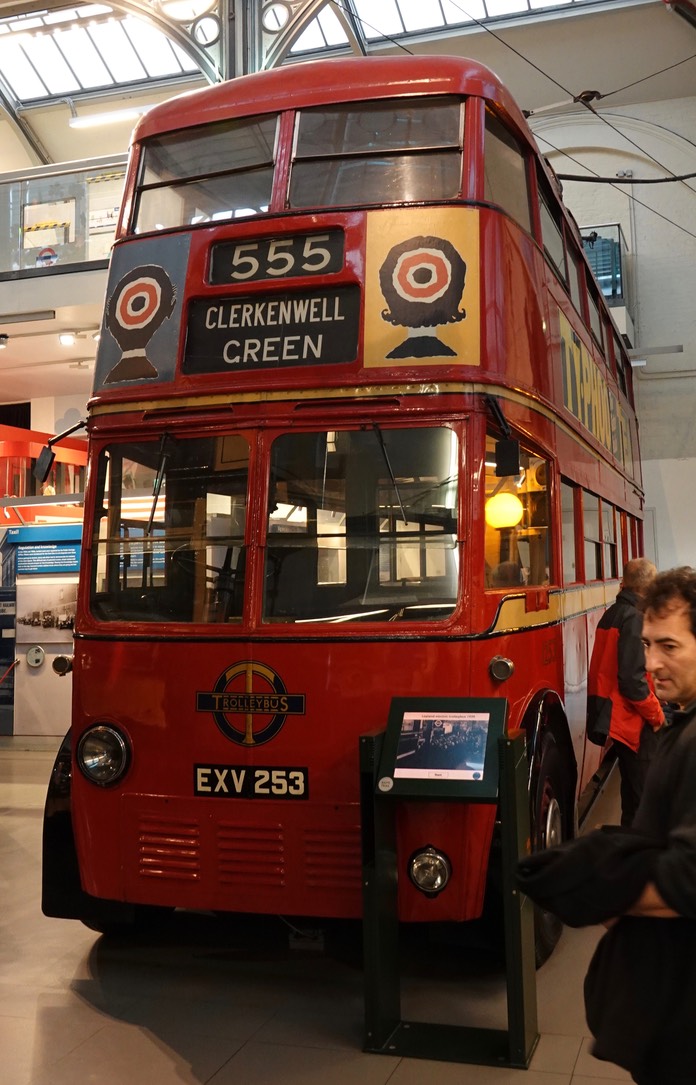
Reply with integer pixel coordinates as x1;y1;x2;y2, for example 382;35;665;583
484;435;552;589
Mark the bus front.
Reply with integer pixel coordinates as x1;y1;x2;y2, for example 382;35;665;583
42;57;555;934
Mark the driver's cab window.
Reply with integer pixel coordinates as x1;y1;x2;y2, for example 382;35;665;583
484;434;552;589
91;433;249;624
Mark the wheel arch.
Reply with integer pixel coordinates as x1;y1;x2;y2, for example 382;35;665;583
520;688;577;838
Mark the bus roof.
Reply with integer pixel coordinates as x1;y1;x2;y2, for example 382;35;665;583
132;54;531;147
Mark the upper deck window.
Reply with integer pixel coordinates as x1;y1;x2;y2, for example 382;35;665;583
537;185;567;283
288;96;463;209
483;110;531;233
612;330;628;398
567;243;584;317
586;277;604;351
132;114;278;233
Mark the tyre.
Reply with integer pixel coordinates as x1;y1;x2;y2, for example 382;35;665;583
532;734;570;966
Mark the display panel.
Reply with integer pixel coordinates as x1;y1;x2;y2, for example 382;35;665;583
377;697;507;800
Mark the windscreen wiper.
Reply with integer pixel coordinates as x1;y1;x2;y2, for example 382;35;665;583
146;433;175;536
372;424;407;525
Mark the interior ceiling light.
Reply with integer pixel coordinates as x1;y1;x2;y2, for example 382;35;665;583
67;101;149;129
0;310;55;324
0;334;8;349
484;492;524;530
59;332;76;346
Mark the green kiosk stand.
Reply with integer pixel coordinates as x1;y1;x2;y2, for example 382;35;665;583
360;697;539;1068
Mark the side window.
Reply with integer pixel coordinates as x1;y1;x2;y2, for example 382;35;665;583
537;170;567;282
483;110;532;232
586;278;604;351
583;491;601;580
567;244;584;317
612;332;628;397
484;434;553;589
628;515;639;559
602;501;617;579
616;507;625;577
560;480;578;585
622;344;635;407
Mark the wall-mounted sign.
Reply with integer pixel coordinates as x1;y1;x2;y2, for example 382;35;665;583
16;544;81;575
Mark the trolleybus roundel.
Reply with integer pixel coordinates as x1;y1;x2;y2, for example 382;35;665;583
196;661;306;746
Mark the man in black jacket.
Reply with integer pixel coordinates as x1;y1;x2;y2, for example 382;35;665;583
585;566;696;1085
586;557;664;825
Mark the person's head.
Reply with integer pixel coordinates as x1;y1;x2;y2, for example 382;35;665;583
621;557;657;597
641;567;696;708
492;560;521;587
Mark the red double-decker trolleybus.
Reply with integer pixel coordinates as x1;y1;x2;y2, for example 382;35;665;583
43;55;644;961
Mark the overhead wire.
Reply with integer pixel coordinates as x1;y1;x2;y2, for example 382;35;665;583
599;52;696;100
534;132;696;243
414;0;696;237
332;0;696;237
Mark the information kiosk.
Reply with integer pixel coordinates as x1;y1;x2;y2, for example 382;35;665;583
360;698;538;1068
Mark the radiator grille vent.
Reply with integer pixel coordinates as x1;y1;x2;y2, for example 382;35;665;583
217;823;286;887
303;828;361;890
137;816;201;881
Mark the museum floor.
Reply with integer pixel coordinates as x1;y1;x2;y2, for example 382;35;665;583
0;742;631;1085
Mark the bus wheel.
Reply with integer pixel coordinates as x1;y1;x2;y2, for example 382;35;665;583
532;735;568;966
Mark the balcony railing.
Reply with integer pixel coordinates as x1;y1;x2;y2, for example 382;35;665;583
581;222;631;307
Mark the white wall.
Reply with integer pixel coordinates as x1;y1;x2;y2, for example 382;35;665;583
31;396;89;437
642;459;696;570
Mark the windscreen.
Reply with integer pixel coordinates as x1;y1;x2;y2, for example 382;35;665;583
91;434;249;623
263;426;459;623
89;425;460;625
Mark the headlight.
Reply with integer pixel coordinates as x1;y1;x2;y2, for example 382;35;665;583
408;846;452;896
77;725;130;786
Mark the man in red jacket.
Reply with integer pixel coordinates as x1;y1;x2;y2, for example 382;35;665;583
587;557;665;825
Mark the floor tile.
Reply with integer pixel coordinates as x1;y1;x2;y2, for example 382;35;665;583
207;1040;399;1085
529;1032;583;1074
573;1037;633;1079
389;1056;571;1083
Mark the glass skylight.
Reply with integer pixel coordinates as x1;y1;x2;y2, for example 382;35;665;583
0;4;199;105
291;0;618;54
0;0;621;108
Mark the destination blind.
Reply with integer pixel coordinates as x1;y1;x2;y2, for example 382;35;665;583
183;285;361;373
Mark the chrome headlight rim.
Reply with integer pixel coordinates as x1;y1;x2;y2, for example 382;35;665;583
76;724;131;788
408;845;452;897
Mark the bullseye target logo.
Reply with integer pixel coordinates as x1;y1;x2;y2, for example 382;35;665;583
364;209;479;368
196;661;306;746
379;236;467;360
115;275;164;332
390;245;454;306
103;264;177;383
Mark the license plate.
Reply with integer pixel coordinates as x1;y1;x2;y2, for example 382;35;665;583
194;764;308;799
